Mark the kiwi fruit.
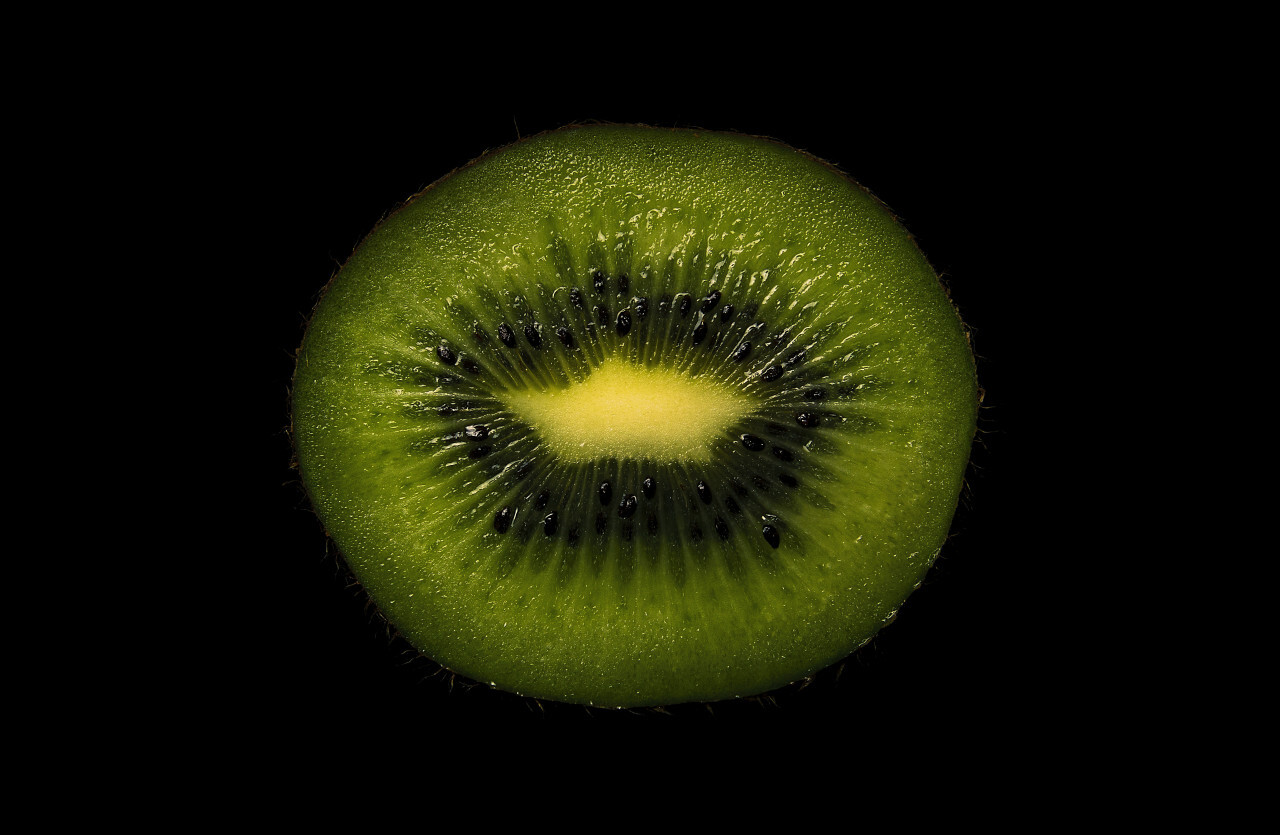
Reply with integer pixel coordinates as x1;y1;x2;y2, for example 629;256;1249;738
292;124;978;708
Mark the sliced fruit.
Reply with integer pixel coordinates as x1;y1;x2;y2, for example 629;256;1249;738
292;125;979;707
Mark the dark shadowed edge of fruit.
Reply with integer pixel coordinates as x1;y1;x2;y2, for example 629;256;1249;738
284;122;985;717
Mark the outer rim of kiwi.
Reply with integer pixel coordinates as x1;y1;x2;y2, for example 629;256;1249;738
290;122;980;709
302;122;928;302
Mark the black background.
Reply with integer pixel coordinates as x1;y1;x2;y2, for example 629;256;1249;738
237;83;1074;755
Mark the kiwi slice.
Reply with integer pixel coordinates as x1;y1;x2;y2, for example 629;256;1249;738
292;125;978;708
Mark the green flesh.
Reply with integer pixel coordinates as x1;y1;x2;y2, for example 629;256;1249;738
293;126;978;707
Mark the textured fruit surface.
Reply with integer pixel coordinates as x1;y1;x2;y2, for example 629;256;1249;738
292;125;978;707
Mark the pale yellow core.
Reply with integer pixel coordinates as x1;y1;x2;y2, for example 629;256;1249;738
501;358;754;463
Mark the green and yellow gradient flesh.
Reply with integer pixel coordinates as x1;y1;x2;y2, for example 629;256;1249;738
293;126;978;706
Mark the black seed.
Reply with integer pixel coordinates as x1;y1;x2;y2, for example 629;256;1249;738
596;512;608;535
635;297;648;319
498;323;516;348
647;513;658;536
805;387;828;401
796;412;820;428
618;494;637;518
557;326;575;348
460;358;481;375
616;310;632;336
691;320;707;345
437;343;457;365
617;274;629;296
523;324;542;349
720;304;734;322
436;374;459;385
740;434;766;451
714;518;730;540
678;295;691;317
724;496;741;515
543;512;558;536
731;342;751;362
494;506;513;534
658;295;671;314
779;473;799;489
772;446;794;462
642;476;656;498
437;403;458;417
464;424;489;440
570;288;584;309
594;305;609;326
468;445;491;459
762;524;780;549
701;290;721;312
593;271;606;293
761;365;782;382
784;348;807;367
535;490;550;509
568;528;580;547
472;323;487;343
696;480;712;504
598;481;613;506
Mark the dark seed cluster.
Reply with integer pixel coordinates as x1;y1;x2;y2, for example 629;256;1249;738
393;266;876;562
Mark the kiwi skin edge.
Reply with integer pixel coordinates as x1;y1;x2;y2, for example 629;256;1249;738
291;123;980;710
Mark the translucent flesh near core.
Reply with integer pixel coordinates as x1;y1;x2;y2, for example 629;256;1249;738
500;358;755;464
292;126;979;707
